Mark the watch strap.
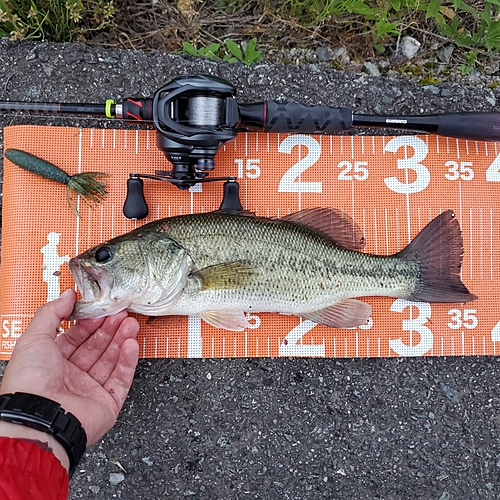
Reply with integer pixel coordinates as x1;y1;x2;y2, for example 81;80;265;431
0;392;87;478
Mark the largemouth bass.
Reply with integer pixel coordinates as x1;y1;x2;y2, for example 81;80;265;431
68;208;477;330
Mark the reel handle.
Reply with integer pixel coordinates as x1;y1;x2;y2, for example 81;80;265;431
123;175;148;220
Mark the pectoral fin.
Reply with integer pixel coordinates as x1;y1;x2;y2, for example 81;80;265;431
301;299;372;328
200;308;249;331
194;262;257;291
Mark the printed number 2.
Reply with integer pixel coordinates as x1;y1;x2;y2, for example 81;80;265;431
388;300;433;356
279;320;325;357
384;136;430;194
278;135;322;193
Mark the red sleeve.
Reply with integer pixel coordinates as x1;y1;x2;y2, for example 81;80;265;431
0;436;69;500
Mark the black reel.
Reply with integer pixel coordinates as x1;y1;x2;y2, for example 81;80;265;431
123;74;243;219
152;74;239;187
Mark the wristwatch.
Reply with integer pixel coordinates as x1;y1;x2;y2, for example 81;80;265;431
0;392;87;478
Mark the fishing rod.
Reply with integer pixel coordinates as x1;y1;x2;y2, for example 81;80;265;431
2;74;500;219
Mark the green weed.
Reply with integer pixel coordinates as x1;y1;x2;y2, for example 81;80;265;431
182;38;262;65
0;0;116;41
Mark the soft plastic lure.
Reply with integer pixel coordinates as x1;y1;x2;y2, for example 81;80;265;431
4;148;108;217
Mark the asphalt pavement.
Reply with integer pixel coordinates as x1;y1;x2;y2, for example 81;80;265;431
1;39;500;499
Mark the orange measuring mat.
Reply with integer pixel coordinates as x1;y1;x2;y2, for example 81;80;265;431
1;124;499;360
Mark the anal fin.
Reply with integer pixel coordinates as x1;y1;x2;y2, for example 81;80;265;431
200;308;249;331
301;299;372;329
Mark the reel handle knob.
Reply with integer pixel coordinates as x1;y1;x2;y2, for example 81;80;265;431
123;175;149;220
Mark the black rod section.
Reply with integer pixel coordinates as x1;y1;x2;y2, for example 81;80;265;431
0;101;110;116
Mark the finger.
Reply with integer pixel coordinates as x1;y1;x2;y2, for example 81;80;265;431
20;289;76;342
103;338;140;415
67;311;130;372
87;317;140;386
56;317;107;359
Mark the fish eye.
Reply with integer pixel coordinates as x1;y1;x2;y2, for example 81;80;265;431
95;246;112;263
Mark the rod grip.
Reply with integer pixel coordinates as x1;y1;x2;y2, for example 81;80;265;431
264;102;352;134
435;112;500;142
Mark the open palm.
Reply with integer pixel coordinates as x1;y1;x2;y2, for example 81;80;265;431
0;290;139;446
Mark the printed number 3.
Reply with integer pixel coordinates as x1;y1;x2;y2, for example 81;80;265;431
388;299;433;356
384;136;430;194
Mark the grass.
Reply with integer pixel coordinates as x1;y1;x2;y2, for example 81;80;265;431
0;0;499;74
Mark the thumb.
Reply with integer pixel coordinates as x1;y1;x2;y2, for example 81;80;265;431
22;289;77;341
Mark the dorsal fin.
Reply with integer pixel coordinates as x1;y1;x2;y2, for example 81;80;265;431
282;208;365;251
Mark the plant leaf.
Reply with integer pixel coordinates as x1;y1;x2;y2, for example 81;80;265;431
225;39;243;61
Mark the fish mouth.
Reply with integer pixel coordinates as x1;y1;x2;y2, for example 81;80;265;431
67;257;115;319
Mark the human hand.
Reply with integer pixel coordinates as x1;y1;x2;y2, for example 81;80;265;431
0;289;140;447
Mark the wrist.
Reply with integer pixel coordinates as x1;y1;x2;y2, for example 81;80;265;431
0;420;71;471
0;392;87;478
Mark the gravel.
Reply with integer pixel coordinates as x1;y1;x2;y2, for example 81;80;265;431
1;38;500;499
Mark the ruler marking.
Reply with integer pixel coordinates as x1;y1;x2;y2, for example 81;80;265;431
374;208;378;255
485;142;489;156
355;331;359;357
459;181;463;230
351;181;355;226
385;208;389;255
451;336;455;356
334;338;336;357
396;208;400;252
472;336;475;356
491;209;494;280
256;336;259;357
455;138;460;159
462;331;465;356
362;208;366;250
470;208;473;281
465;140;469;155
480;208;483;279
344;337;348;357
366;337;370;357
351;135;355;160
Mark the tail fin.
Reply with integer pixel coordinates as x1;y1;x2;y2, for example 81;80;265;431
397;210;477;303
